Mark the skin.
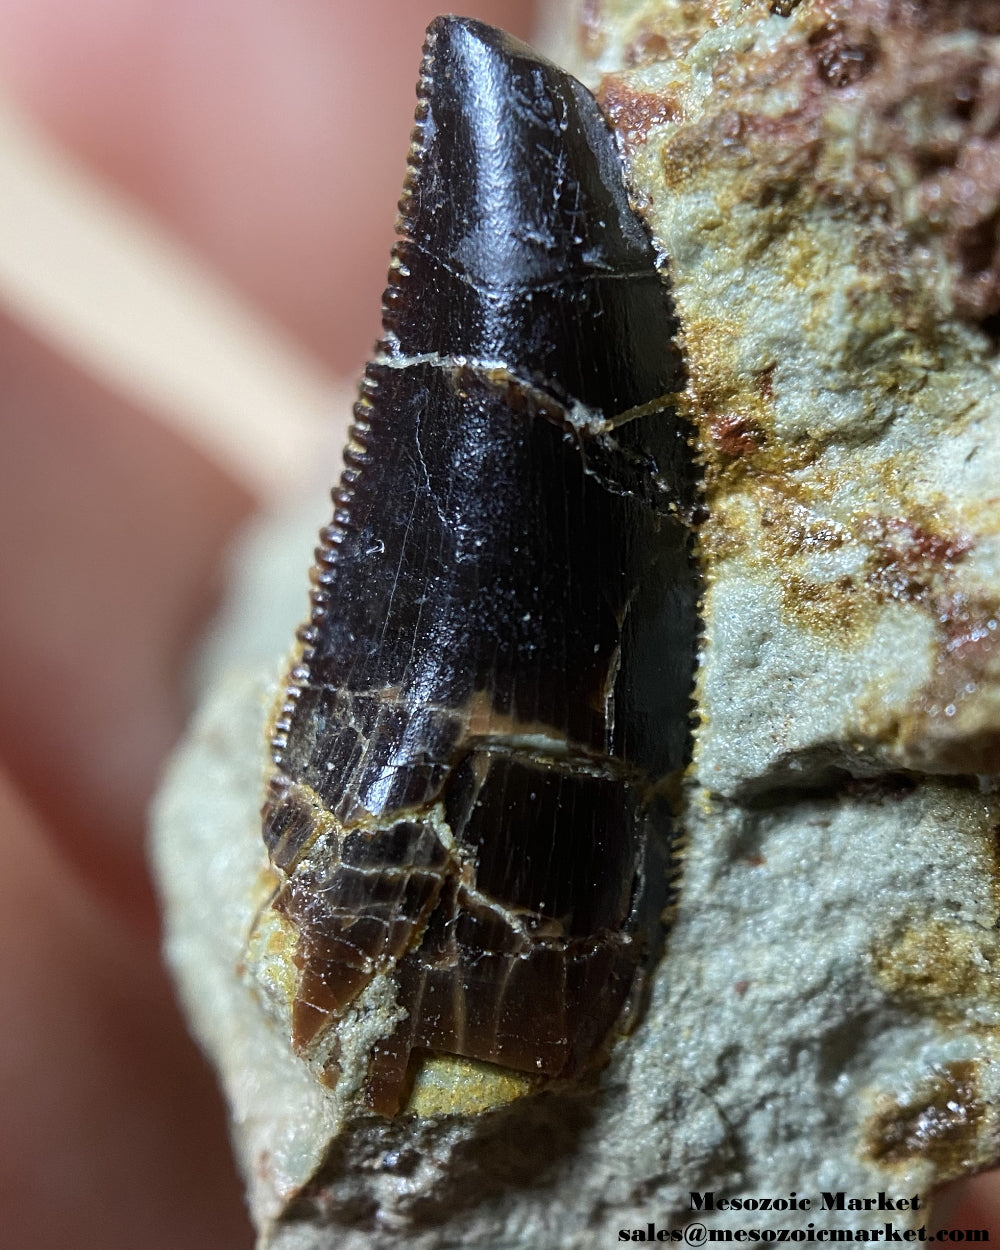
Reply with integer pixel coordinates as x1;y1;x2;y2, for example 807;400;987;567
0;2;993;1246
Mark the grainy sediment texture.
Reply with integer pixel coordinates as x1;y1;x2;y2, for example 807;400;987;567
151;2;1000;1246
587;0;1000;788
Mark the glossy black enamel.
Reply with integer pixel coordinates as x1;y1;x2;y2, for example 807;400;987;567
386;20;685;415
283;362;692;797
262;16;697;1115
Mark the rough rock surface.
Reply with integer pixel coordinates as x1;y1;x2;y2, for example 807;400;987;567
153;514;1000;1247
588;0;1000;789
152;2;1000;1246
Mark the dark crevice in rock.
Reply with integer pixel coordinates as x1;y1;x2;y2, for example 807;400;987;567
280;1088;599;1231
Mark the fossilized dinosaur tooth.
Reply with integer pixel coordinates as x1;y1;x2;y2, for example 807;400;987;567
385;16;686;417
260;15;698;1117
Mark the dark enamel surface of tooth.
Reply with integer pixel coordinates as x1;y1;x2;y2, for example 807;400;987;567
387;18;685;414
262;16;697;1116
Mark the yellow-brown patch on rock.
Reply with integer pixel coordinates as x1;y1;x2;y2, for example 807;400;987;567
863;1061;989;1181
871;919;1000;1017
406;1055;542;1118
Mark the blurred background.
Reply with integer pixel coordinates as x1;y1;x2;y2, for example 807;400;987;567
0;1;995;1246
0;4;532;1247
